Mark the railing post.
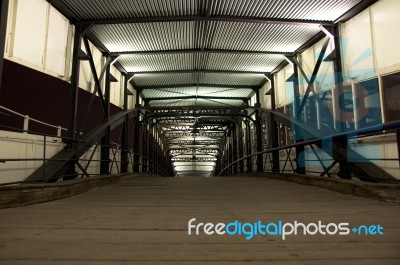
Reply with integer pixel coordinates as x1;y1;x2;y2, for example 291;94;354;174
57;126;62;137
23;115;29;133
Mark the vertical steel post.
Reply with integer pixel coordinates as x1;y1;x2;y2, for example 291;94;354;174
65;24;83;179
0;0;9;94
100;60;111;175
293;63;306;174
121;74;129;173
232;123;238;174
246;117;252;172
133;118;141;174
238;121;244;173
269;75;280;172
254;88;264;172
333;25;351;179
142;119;148;173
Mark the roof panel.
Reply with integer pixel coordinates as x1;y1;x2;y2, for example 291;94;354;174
198;73;265;86
208;21;321;52
60;0;202;20
211;0;362;21
142;88;196;98
60;0;362;22
133;73;194;86
204;53;283;72
119;53;195;72
92;21;198;52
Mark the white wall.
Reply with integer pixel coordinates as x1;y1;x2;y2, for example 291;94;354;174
6;0;70;78
0;131;64;184
340;0;400;80
4;0;128;109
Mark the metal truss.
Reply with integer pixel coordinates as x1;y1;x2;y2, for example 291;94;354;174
172;158;217;162
168;140;221;145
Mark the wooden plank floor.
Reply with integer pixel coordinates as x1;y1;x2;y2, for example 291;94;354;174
0;175;399;265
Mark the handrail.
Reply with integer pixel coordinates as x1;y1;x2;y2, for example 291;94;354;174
0;105;68;136
218;120;400;178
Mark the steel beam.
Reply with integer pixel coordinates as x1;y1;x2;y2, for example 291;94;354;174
297;37;330;116
245;116;252;172
84;15;333;26
137;84;257;90
130;69;269;75
268;75;280;173
100;62;111;175
120;74;129;173
332;25;351;179
146;96;248;101
133;117;140;173
112;49;291;56
0;0;9;95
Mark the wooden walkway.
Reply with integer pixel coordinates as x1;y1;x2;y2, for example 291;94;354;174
0;175;399;264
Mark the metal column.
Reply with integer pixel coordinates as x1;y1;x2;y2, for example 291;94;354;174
100;60;111;175
0;0;9;94
293;63;306;174
246;117;252;172
268;75;280;172
133;117;140;172
120;74;129;173
333;26;351;179
65;24;84;180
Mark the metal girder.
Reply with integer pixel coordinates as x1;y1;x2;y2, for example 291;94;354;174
168;140;220;145
164;132;225;138
146;96;248;101
83;15;333;26
112;49;291;56
162;125;227;131
144;107;248;117
170;147;220;151
137;84;258;90
172;158;217;162
131;69;269;75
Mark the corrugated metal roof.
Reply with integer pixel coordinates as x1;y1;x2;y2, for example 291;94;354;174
198;73;265;86
142;87;254;98
119;53;283;73
60;0;362;22
53;0;367;177
207;22;320;52
92;22;198;52
93;21;320;53
148;98;246;107
60;0;203;20
210;0;362;21
134;73;194;86
119;54;195;72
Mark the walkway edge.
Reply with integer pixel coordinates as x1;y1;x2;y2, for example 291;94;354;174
261;173;400;203
0;174;137;209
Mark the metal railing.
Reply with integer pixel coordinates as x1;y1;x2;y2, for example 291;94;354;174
218;120;400;183
0;107;171;185
0;105;68;137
